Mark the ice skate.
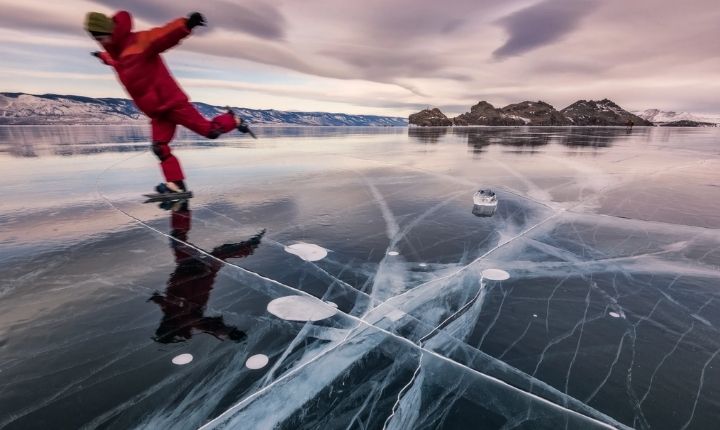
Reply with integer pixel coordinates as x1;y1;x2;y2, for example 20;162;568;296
144;182;193;203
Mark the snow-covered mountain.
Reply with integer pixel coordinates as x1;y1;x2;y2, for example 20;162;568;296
0;93;407;126
632;109;720;125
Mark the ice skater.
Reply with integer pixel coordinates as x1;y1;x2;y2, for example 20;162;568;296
84;10;255;195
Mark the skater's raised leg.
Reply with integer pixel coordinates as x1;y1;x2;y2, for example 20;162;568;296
168;102;238;139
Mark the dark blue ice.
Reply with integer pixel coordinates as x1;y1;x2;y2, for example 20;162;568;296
1;125;719;429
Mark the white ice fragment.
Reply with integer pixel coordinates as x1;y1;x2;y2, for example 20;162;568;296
246;354;269;369
533;314;538;318
172;353;193;365
482;269;510;281
609;312;621;318
284;243;327;261
325;301;338;308
418;263;427;267
387;251;399;256
267;295;338;322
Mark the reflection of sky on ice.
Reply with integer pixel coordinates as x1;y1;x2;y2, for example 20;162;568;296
1;126;720;429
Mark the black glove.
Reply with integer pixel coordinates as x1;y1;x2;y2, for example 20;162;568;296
237;121;257;139
187;12;206;30
237;121;250;134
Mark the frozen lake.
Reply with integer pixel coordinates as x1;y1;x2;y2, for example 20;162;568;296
1;125;719;429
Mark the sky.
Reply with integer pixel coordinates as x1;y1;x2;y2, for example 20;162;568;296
0;0;718;116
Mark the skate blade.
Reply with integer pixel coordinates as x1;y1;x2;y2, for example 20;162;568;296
143;191;194;203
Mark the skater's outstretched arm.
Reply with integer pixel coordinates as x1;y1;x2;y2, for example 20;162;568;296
142;12;206;57
91;51;115;67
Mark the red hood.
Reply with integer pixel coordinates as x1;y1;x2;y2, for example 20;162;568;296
105;10;133;56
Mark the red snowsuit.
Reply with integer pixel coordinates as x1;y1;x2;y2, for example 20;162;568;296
96;11;236;183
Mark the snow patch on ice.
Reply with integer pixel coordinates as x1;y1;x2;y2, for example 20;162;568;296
246;354;269;369
482;269;510;281
172;354;193;365
267;296;338;322
284;243;327;261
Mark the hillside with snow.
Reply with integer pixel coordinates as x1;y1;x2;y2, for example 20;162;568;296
632;109;720;125
0;93;407;126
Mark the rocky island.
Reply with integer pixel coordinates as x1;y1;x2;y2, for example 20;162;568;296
660;120;716;127
410;99;652;127
408;108;453;126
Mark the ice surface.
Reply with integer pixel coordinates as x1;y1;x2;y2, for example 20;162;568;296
1;126;720;429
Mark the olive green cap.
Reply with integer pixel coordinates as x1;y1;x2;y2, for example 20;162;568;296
84;12;114;35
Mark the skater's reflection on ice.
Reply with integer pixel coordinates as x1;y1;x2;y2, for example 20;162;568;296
149;201;265;343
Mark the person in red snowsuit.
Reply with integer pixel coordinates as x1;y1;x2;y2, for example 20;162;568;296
84;11;254;193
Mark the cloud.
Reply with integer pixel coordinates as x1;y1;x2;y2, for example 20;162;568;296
183;33;339;80
493;0;599;59
0;3;83;35
283;0;496;43
266;0;519;82
177;76;429;111
91;0;286;39
318;46;453;82
2;0;720;114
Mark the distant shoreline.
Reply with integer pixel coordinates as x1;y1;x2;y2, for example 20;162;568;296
3;123;710;128
0;92;408;127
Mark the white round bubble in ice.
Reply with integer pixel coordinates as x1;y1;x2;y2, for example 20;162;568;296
533;314;538;318
284;243;327;262
609;312;621;318
387;251;399;256
246;354;269;369
172;353;193;365
482;269;510;281
418;263;427;267
267;296;338;322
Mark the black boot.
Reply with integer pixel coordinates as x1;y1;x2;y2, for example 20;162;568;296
155;181;186;194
